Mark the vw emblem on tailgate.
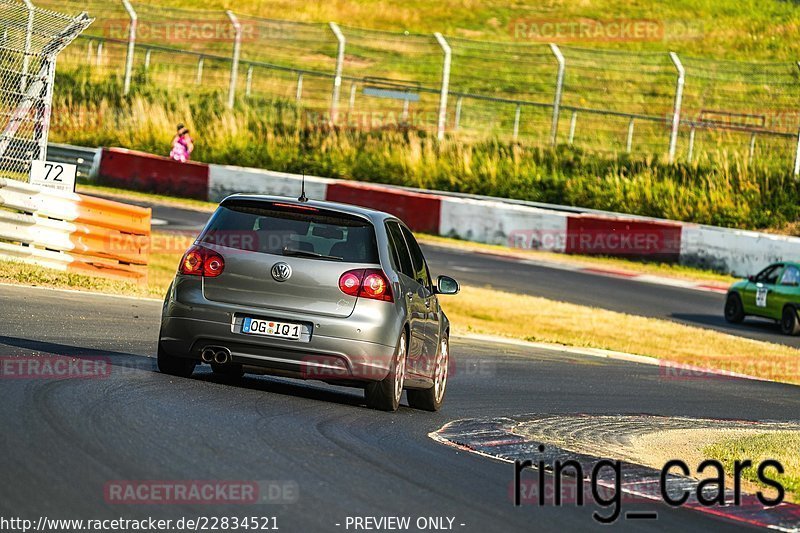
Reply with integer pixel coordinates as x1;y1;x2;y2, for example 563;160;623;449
271;262;292;282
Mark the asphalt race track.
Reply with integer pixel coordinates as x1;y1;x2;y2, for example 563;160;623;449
2;283;799;531
132;198;798;348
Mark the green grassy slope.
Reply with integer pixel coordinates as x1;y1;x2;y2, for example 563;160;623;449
130;0;800;60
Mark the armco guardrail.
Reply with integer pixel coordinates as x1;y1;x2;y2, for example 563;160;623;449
47;143;100;179
93;146;800;277
0;178;151;282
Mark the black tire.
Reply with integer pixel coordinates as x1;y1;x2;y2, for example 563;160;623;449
211;362;244;378
157;344;196;378
365;331;407;412
781;306;800;336
724;293;745;324
407;335;449;412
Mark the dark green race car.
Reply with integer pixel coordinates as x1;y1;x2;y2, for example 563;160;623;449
725;262;800;335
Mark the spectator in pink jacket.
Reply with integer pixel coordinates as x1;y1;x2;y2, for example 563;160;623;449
170;123;194;162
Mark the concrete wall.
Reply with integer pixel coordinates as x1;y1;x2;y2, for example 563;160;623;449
681;225;800;277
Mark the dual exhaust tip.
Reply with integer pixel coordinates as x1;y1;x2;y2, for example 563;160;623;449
201;346;231;365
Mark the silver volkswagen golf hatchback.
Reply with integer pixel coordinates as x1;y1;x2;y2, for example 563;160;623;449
158;194;459;411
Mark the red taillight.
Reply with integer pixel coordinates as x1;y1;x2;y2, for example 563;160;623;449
179;245;225;278
338;269;393;302
362;272;389;300
338;271;362;297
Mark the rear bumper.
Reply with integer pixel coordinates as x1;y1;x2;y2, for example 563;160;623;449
159;278;401;383
160;316;395;382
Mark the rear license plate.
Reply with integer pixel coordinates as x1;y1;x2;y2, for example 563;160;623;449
242;317;302;340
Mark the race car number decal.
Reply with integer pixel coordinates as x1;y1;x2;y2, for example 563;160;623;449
756;287;768;307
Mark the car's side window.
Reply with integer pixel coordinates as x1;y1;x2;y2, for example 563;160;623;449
400;225;432;289
385;222;415;280
756;264;782;285
781;266;800;286
385;228;403;272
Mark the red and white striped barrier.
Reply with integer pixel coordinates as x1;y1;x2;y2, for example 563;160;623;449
96;147;800;277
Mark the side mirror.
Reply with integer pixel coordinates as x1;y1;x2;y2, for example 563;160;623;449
436;275;460;295
747;275;756;282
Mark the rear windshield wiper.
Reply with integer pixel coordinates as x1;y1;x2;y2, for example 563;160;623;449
282;247;343;261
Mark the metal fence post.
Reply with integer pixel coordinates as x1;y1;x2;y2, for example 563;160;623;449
626;118;635;153
348;82;356;111
144;48;151;71
568;111;577;145
121;0;136;95
549;43;565;146
748;133;756;165
793;129;800;177
95;40;103;66
434;32;451;141
245;65;253;97
668;51;685;163
329;22;345;124
454;96;463;132
296;72;303;102
37;59;56;161
226;10;242;109
20;0;34;93
687;126;696;163
196;56;204;84
512;104;521;141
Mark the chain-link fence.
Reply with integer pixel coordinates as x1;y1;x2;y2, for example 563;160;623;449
32;0;800;174
0;0;92;177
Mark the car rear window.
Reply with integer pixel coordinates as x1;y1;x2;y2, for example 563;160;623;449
199;200;379;263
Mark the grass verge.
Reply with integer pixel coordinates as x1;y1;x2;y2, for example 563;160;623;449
705;432;800;502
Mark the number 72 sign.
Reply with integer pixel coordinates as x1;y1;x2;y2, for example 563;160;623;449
29;160;77;192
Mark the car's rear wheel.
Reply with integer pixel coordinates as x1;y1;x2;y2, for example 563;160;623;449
407;335;449;412
211;362;244;378
365;331;407;412
781;306;800;336
724;293;745;323
157;344;196;378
